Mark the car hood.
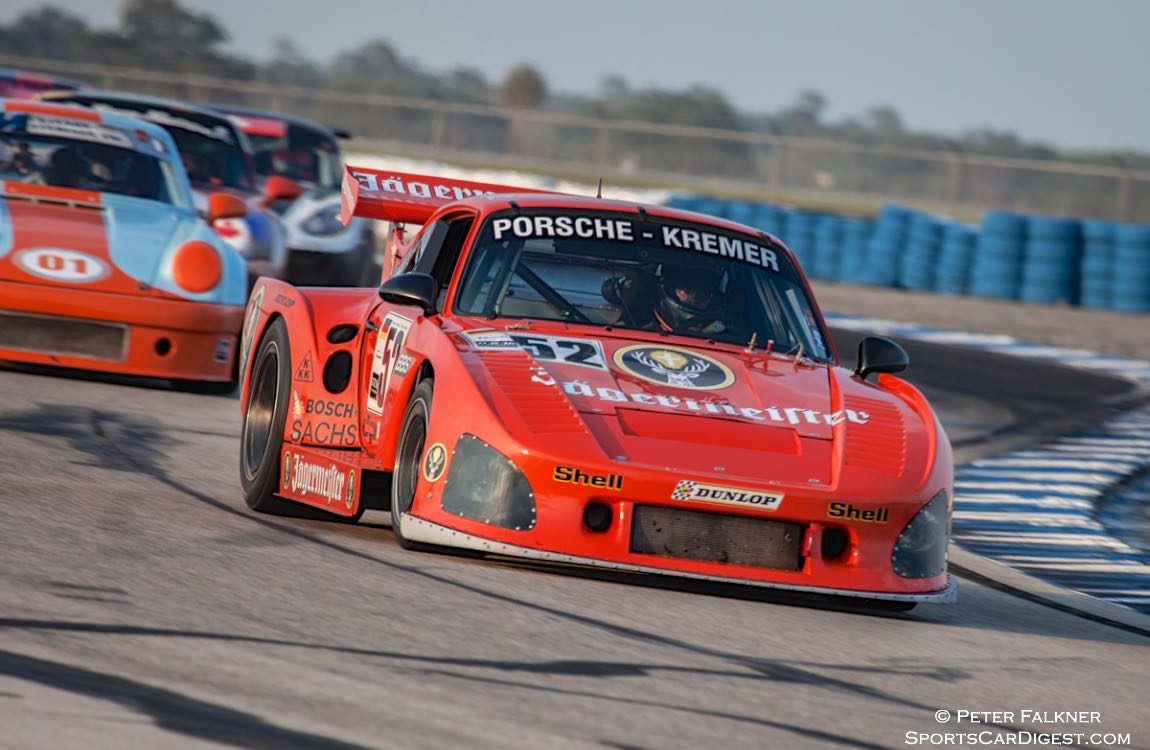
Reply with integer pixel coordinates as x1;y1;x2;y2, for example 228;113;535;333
452;319;922;488
0;182;242;302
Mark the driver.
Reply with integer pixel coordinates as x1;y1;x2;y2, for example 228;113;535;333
653;263;727;335
602;262;729;336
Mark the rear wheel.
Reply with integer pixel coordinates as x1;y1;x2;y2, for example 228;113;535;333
239;317;297;514
391;378;434;549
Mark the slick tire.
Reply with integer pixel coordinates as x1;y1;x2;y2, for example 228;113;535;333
391;378;435;550
240;317;300;515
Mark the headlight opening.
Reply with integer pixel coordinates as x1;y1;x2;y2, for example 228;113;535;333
891;490;950;578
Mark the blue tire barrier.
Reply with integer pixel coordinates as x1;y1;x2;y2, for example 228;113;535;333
971;211;1027;300
663;194;700;211
1021;217;1082;305
811;216;844;280
1079;219;1115;310
899;212;943;292
725;200;757;226
752;203;785;238
837;218;875;284
692;197;728;220
1112;222;1150;313
936;223;976;295
782;210;819;272
864;203;913;286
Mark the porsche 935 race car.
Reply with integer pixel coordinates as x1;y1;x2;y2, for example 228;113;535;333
0;99;249;388
218;105;378;286
43;90;300;284
238;165;956;606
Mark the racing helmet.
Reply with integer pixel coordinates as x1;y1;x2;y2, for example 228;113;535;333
656;262;724;330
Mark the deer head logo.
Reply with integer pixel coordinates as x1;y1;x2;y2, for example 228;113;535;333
614;345;735;390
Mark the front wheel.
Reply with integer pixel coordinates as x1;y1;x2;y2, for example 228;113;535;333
239;317;297;515
391;378;434;549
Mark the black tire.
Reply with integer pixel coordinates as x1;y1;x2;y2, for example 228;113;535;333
391;378;434;549
239;317;298;515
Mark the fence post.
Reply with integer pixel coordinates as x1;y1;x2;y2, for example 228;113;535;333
768;138;784;202
430;110;447;149
945;144;965;209
1114;161;1133;221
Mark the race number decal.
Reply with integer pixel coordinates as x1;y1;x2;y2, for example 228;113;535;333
15;248;110;283
508;334;607;370
367;313;413;415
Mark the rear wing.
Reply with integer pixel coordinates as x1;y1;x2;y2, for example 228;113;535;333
339;164;558;225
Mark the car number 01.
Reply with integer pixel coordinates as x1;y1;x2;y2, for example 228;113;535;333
16;248;109;283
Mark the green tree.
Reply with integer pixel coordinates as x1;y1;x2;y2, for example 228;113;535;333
500;64;546;109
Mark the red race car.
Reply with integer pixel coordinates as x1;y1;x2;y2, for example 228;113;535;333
238;165;956;607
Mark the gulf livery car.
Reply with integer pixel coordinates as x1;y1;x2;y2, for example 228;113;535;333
218;105;378;287
42;90;299;283
237;166;956;608
0;99;248;390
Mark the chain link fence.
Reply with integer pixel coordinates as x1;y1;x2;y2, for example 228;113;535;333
5;53;1148;221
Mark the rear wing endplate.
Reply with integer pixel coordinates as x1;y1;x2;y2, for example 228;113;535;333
339;164;557;225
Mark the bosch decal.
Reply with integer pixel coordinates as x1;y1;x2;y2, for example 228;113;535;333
672;480;783;511
304;399;355;418
612;345;734;390
290;420;359;447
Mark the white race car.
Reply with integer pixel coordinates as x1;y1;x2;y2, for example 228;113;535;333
220;106;379;286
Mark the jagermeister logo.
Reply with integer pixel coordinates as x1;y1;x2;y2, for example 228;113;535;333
612;345;734;390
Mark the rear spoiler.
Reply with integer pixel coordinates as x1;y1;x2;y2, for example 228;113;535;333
339;164;557;225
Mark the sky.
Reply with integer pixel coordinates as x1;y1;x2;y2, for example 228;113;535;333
3;0;1149;152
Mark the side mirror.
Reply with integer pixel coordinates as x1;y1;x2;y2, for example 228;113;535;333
855;336;909;380
379;272;437;314
207;193;248;222
263;175;303;202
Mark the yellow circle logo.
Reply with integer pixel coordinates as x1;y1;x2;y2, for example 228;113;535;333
612;345;735;390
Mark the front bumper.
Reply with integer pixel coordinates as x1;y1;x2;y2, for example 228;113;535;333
401;514;958;603
0;280;244;382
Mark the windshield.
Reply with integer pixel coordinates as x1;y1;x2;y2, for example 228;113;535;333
0;117;183;205
167;127;253;193
455;210;832;362
247;125;341;189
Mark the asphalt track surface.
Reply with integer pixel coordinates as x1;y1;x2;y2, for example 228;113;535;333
0;330;1147;750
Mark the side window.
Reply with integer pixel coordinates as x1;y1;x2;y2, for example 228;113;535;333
398;220;447;275
425;217;475;283
414;216;475;310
